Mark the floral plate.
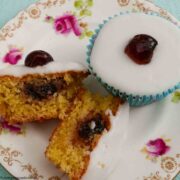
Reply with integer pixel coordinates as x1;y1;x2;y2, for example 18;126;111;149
0;0;180;179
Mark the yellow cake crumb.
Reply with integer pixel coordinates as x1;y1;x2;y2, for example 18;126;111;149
46;89;121;180
0;72;88;124
0;69;121;180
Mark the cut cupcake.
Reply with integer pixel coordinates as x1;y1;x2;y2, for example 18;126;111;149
0;50;88;124
87;12;180;106
45;88;121;180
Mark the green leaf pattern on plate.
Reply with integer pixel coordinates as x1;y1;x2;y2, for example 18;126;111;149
172;91;180;103
74;0;94;39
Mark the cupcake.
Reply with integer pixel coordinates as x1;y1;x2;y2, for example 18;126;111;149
87;12;180;106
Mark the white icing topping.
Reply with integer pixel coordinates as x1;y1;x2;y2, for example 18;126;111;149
82;104;130;180
90;13;180;95
0;61;87;77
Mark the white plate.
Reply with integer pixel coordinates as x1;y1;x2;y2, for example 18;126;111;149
0;0;180;179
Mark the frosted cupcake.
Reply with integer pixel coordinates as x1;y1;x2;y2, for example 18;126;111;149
87;12;180;106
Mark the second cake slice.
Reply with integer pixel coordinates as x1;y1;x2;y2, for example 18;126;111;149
45;88;121;180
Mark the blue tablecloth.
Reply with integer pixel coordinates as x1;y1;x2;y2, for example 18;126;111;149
0;0;180;179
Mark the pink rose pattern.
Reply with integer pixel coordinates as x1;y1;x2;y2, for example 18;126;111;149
45;0;94;39
0;117;25;135
46;13;82;36
146;138;170;157
141;137;171;162
54;14;82;36
3;48;22;65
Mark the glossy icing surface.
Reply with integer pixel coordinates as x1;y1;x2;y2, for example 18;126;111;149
0;61;87;76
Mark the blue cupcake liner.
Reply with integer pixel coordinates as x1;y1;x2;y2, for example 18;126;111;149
86;11;180;106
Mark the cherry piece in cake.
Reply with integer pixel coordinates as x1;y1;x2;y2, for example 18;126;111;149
25;50;54;67
24;82;57;100
78;114;105;139
125;34;158;65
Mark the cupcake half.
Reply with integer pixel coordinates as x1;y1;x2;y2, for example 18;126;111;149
87;12;180;106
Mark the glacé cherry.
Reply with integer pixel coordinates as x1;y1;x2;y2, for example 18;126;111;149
125;34;158;65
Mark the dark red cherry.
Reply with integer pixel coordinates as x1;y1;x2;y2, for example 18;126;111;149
125;34;158;65
78;114;105;139
25;50;53;67
24;82;57;100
